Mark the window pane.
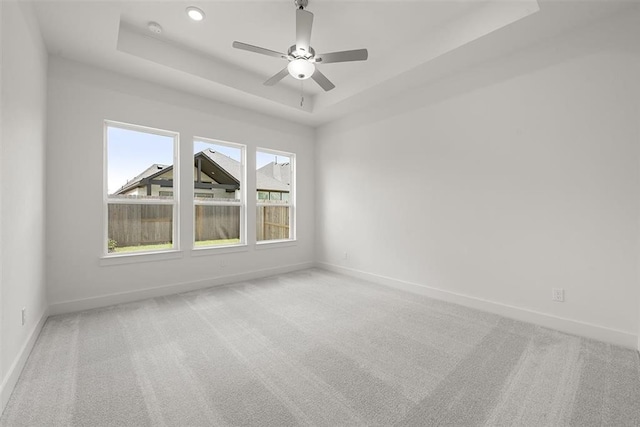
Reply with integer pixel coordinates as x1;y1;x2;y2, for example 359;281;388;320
257;150;293;241
257;205;290;241
108;204;173;253
107;126;175;200
195;205;240;246
256;152;291;192
193;141;241;202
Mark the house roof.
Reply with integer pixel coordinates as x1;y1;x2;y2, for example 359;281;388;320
113;150;289;195
258;173;289;193
197;149;239;187
114;163;169;195
199;149;288;192
258;162;291;186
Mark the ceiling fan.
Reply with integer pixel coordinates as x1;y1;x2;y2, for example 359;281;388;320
232;0;368;92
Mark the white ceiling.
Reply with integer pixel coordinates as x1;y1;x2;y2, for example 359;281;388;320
32;0;637;127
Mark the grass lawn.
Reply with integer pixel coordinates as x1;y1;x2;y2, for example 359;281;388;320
113;239;240;253
195;238;240;247
113;243;173;253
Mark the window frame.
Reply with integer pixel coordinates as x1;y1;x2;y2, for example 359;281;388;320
256;147;296;244
103;120;180;257
192;137;247;250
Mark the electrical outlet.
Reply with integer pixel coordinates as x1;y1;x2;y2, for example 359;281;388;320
21;308;26;326
552;288;565;302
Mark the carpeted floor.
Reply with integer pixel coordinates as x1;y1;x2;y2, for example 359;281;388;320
2;268;639;426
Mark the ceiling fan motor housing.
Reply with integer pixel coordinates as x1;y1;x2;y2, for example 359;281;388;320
288;45;315;60
294;0;309;9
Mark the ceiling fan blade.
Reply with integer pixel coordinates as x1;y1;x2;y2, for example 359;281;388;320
295;9;313;54
311;68;335;92
264;68;290;86
232;41;288;60
315;49;369;64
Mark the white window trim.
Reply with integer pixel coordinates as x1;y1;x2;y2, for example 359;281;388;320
100;250;183;266
256;147;296;244
192;136;247;250
255;239;298;249
103;120;180;258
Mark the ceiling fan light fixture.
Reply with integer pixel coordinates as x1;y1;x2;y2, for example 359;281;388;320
288;59;315;80
186;6;205;21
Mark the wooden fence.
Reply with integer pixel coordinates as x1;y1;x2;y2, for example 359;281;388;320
108;204;288;247
257;205;290;241
108;204;173;247
195;205;240;242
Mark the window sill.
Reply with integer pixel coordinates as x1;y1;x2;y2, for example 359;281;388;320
255;239;297;250
100;250;183;266
191;244;249;257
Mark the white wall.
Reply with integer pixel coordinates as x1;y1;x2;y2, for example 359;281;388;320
46;57;315;312
316;12;640;348
0;0;4;403
0;0;49;410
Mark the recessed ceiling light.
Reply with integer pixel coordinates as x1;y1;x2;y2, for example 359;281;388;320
186;6;205;21
147;22;163;34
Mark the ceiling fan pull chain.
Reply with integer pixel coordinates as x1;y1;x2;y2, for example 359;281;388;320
300;80;304;107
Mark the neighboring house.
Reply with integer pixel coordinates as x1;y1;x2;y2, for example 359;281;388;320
112;149;289;200
258;161;291;185
257;161;291;201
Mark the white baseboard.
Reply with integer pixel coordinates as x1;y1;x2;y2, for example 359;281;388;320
1;307;49;414
49;261;315;316
317;262;638;350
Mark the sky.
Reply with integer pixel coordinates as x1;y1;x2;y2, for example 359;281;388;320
108;126;291;194
107;127;173;194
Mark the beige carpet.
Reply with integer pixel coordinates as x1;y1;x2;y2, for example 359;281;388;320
2;268;639;426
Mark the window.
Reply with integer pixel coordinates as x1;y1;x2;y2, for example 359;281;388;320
105;122;179;255
193;139;245;248
256;149;295;242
